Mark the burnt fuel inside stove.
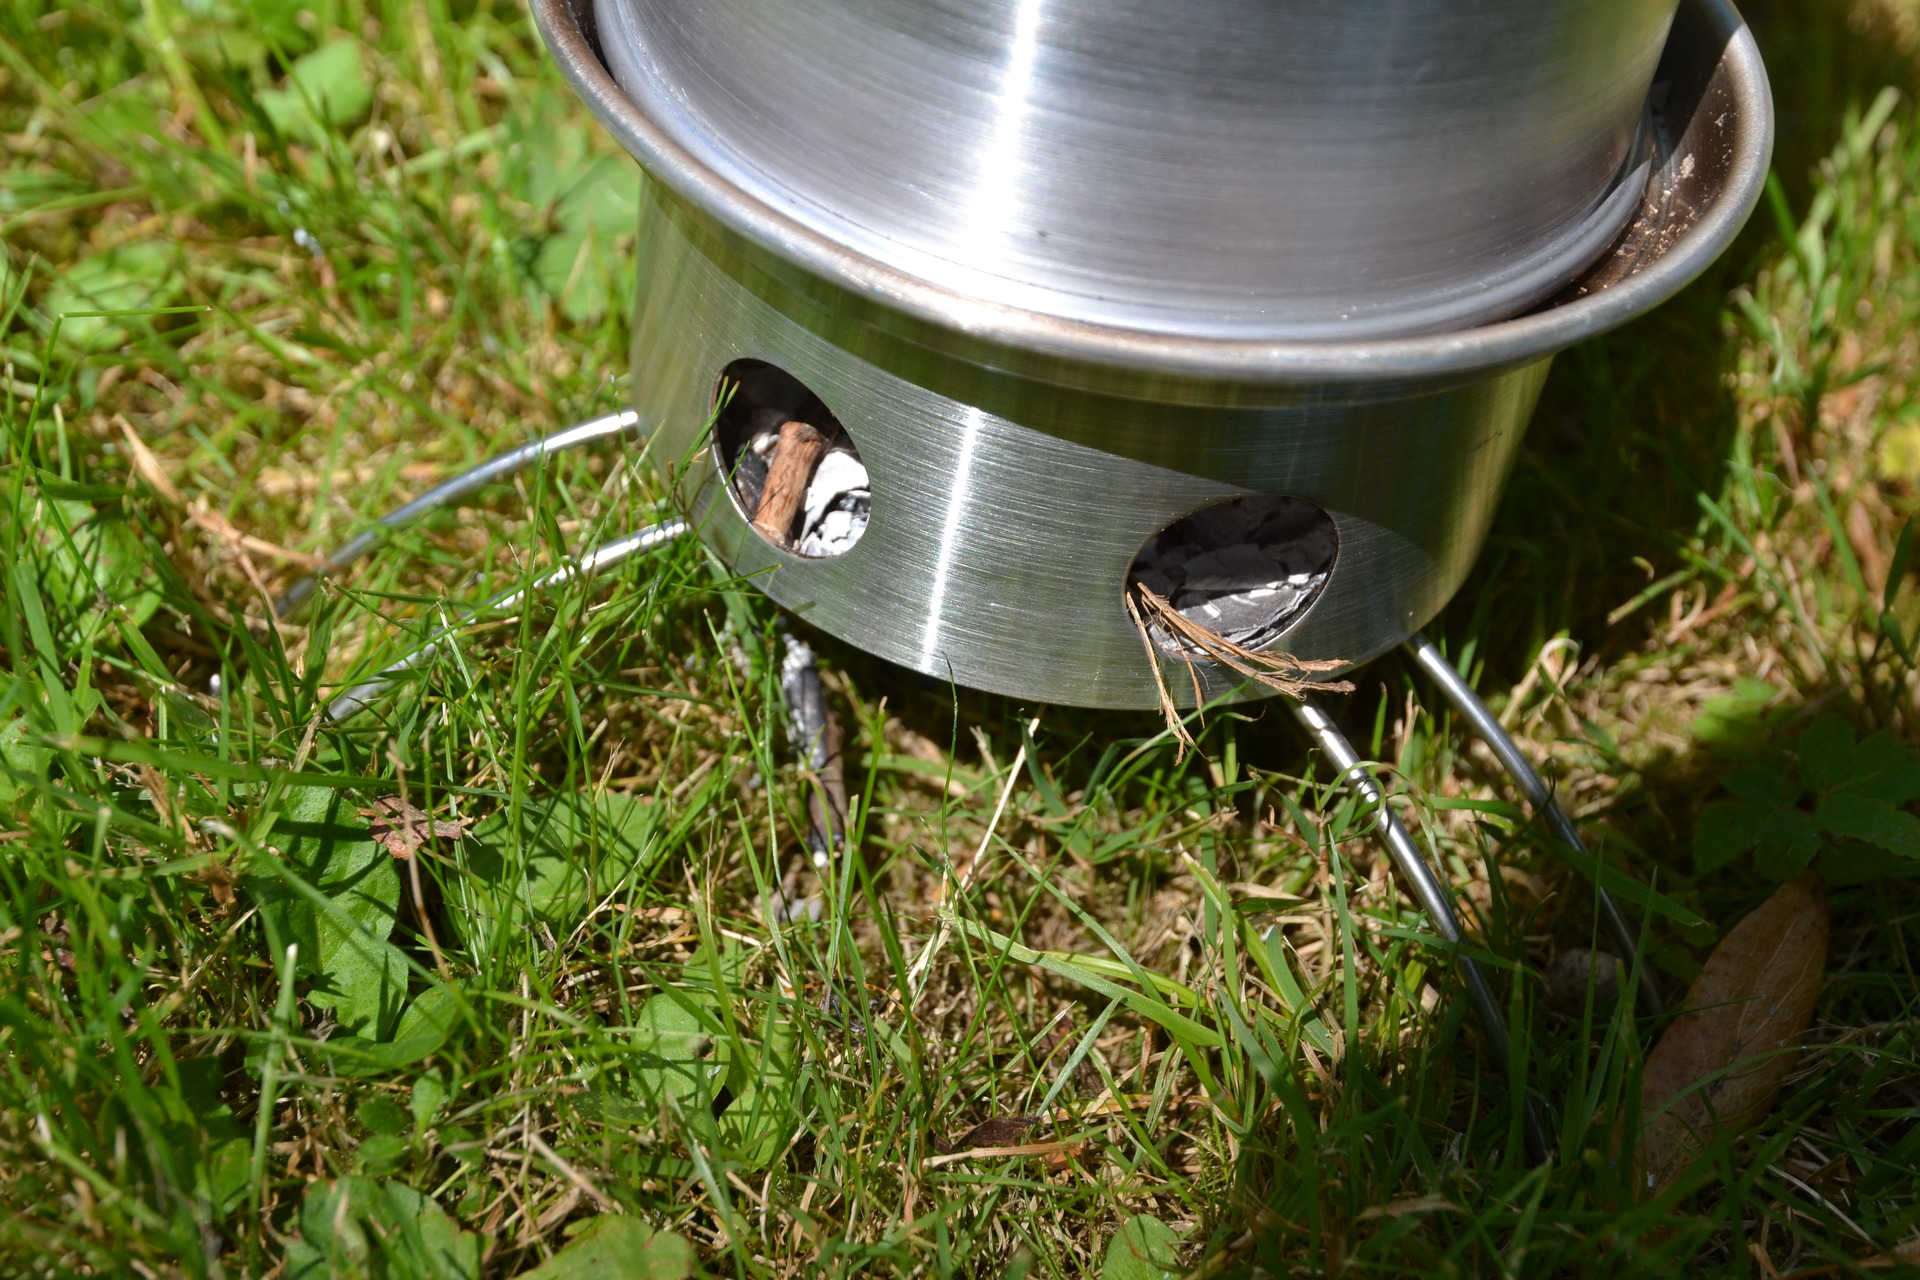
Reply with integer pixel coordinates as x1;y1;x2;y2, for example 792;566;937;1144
713;358;870;558
1130;494;1338;656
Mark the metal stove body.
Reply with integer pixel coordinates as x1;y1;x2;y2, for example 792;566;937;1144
625;211;1553;708
538;0;1771;711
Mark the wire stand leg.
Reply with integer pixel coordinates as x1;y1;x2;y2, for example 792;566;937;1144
1292;697;1552;1165
1405;632;1662;1017
325;518;688;721
274;409;646;617
248;409;674;721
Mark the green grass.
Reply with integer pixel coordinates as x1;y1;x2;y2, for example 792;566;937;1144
2;0;1919;1275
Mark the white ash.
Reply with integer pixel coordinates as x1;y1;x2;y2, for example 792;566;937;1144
737;414;870;558
796;449;869;558
1131;495;1335;654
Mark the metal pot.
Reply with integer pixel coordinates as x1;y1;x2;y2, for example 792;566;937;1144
538;0;1771;710
590;0;1679;341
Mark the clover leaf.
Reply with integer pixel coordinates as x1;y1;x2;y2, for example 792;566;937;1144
1694;716;1920;880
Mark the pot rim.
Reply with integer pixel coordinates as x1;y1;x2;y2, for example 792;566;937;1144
535;0;1772;385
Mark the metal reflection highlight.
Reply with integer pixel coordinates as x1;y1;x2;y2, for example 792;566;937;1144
919;408;988;668
956;0;1047;267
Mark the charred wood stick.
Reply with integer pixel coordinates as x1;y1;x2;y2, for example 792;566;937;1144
752;419;829;546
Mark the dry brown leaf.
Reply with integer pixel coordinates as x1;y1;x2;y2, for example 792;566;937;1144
1039;1140;1090;1175
360;797;472;861
197;858;236;908
1635;871;1829;1197
930;1115;1037;1155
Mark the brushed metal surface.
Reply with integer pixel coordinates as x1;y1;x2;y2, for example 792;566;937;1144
631;201;1546;706
592;0;1672;340
539;0;1769;386
537;0;1772;709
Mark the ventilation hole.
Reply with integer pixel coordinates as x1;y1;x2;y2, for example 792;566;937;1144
712;359;870;558
1128;494;1337;656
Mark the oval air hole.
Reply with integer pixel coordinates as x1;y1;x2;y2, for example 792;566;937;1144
712;359;870;558
1129;494;1337;656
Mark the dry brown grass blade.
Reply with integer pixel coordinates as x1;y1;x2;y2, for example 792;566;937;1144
1126;583;1354;755
116;415;185;506
1778;1236;1920;1277
187;501;330;570
1635;871;1830;1197
1356;1194;1464;1222
1123;585;1198;760
923;1139;1083;1170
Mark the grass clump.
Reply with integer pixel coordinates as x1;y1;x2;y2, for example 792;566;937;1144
1;0;1919;1276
